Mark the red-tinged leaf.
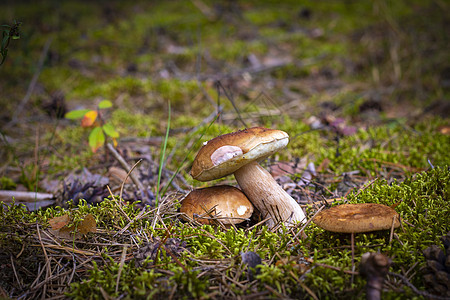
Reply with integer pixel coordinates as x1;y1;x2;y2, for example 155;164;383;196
89;127;105;153
81;110;98;127
102;123;119;138
65;109;91;120
98;100;112;109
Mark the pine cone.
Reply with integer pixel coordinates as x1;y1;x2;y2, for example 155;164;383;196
422;232;450;297
55;169;109;208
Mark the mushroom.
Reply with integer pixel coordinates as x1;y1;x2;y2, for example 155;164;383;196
190;127;306;228
313;203;400;282
313;203;400;234
180;185;253;225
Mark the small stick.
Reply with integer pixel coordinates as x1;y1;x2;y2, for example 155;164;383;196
388;271;449;300
389;215;396;245
106;185;131;222
35;223;51;299
115;245;128;294
10;255;22;289
119;159;143;201
0;190;54;202
288;205;325;245
7;38;52;128
289;270;319;300
351;232;355;284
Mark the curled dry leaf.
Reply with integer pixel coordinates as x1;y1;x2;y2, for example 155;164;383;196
107;166;132;187
78;214;97;234
48;213;96;239
48;214;70;230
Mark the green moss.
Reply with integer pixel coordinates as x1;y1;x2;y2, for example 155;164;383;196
209;39;268;62
276;115;450;176
110;109;160;137
152;79;200;106
90;77;147;100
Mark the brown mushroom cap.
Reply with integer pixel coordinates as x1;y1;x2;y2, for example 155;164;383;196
180;185;254;225
190;127;289;182
313;203;400;233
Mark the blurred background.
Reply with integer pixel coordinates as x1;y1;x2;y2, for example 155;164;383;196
0;0;449;194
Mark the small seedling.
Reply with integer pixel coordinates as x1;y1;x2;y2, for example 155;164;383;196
65;100;119;152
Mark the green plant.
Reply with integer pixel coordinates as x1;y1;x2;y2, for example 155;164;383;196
156;102;171;206
65;100;119;152
1;20;21;66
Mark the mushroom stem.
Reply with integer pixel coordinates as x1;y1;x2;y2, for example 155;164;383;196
359;252;391;300
234;161;306;227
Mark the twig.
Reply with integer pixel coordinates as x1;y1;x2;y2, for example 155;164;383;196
119;159;143;201
7;38;52;129
195;59;292;82
287;205;325;245
351;232;355;284
191;0;215;20
289;270;318;300
151;195;169;230
115;245;128;294
10;255;22;289
106;185;131;222
311;260;359;275
389;215;397;245
0;190;54;202
215;81;247;128
388;271;449;300
35;223;51;299
263;284;291;299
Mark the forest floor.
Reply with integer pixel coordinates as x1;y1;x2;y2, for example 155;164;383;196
0;1;449;299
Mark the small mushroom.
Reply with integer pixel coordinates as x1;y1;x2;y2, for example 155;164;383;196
190;127;306;228
313;203;400;282
359;252;392;300
180;185;253;225
313;203;400;233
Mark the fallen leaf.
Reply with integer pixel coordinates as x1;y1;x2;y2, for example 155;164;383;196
78;214;97;234
48;213;96;240
55;226;74;240
48;214;70;230
107;166;132;186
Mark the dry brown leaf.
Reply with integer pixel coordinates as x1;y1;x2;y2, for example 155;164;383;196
52;226;74;240
48;214;70;230
78;214;97;234
48;214;96;239
107;166;132;186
